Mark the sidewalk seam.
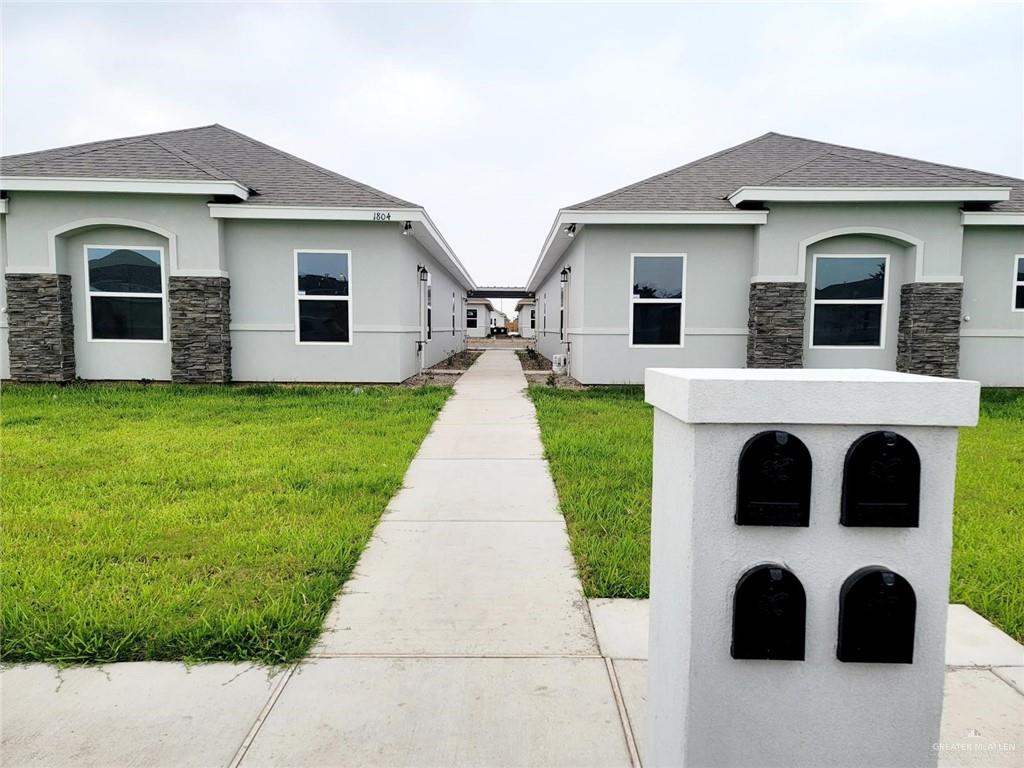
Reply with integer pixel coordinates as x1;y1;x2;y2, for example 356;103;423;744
604;657;643;768
227;663;296;768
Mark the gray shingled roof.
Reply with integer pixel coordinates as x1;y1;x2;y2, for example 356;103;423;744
569;132;1024;213
1;124;417;208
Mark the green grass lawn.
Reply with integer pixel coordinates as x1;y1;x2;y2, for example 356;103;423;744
1;383;451;665
529;385;1024;641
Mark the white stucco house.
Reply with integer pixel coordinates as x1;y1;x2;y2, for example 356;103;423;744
528;132;1024;386
490;309;508;333
0;125;475;383
464;297;494;339
515;298;536;339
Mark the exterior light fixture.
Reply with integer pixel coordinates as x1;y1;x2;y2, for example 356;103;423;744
564;223;576;238
560;267;571;284
402;221;414;236
418;265;429;282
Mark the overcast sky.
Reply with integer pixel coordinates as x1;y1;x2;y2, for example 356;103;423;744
3;1;1022;316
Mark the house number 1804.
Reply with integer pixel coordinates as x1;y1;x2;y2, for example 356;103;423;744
373;211;392;221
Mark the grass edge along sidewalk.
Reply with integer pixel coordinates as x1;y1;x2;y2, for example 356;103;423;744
1;382;451;665
529;385;1024;643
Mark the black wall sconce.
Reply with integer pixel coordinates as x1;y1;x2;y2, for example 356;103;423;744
418;265;429;282
403;221;414;236
560;266;571;284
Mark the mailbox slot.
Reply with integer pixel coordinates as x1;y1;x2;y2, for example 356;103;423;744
837;566;916;663
736;431;812;527
731;564;806;660
841;431;920;527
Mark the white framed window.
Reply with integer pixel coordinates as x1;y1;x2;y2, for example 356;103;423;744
466;308;478;328
810;254;888;348
1013;255;1024;312
85;244;167;342
451;291;456;335
295;249;351;345
629;253;686;347
543;292;547;333
530;308;536;329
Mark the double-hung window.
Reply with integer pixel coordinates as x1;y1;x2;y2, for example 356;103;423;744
630;253;685;346
86;245;166;341
295;250;351;344
1013;255;1024;311
530;308;536;330
466;308;478;328
811;254;888;347
559;281;566;340
452;291;456;335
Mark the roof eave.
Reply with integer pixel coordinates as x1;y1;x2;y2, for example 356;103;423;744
728;186;1012;206
526;209;769;291
208;203;476;290
0;176;250;200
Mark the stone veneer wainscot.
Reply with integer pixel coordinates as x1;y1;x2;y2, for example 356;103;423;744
169;276;232;384
897;282;963;379
6;273;76;382
746;282;806;368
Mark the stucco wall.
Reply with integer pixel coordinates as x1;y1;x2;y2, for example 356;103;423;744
573;224;754;384
802;233;909;372
535;232;582;368
60;226;172;380
960;227;1024;386
0;215;8;380
755;202;964;280
226;219;464;382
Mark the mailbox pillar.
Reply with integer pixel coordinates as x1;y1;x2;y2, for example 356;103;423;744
644;369;979;768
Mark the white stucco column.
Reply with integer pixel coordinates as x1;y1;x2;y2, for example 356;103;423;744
644;368;979;768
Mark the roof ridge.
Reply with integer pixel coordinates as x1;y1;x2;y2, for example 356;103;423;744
823;147;1004;186
755;150;835;185
147;136;233;182
770;131;1024;185
566;132;778;210
209;124;418;207
1;124;220;164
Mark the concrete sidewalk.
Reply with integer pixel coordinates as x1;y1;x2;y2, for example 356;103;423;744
3;350;1020;767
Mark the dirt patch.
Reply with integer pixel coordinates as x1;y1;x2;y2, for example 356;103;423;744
402;371;464;387
467;337;535;349
516;349;552;371
525;372;589;390
429;350;483;371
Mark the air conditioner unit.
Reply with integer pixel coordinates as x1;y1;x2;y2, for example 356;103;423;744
552;354;568;375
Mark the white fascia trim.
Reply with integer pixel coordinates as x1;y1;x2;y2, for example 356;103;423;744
525;209;767;291
1;176;249;199
568;210;769;225
729;186;1011;206
208;204;475;290
961;212;1024;226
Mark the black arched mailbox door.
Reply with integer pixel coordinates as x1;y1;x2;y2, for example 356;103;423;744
732;564;806;660
842;431;920;527
736;431;812;526
837;566;916;663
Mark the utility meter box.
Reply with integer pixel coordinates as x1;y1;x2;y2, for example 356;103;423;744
551;354;568;375
644;368;979;768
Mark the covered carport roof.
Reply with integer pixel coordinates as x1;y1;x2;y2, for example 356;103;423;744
467;286;534;299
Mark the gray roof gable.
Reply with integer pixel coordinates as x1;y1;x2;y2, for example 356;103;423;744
1;124;417;208
569;132;1024;212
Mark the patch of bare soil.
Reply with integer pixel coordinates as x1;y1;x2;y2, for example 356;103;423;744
516;349;552;371
402;370;464;387
428;349;483;371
